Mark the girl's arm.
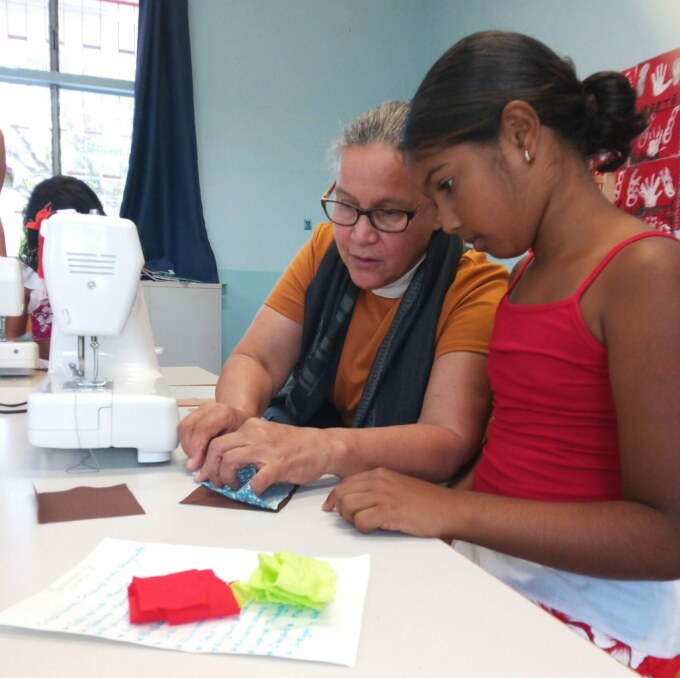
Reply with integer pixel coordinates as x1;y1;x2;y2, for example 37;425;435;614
329;237;680;581
179;304;302;471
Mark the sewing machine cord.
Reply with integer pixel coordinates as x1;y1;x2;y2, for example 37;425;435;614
66;388;101;474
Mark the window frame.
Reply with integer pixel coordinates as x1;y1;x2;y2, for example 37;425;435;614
0;0;135;176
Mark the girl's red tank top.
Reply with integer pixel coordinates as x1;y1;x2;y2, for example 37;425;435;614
473;231;673;501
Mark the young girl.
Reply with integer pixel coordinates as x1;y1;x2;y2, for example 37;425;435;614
6;175;105;360
326;31;680;676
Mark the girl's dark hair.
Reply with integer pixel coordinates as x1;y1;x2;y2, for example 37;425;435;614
401;31;646;172
18;175;105;271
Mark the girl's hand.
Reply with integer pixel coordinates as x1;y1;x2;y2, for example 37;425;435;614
324;468;454;539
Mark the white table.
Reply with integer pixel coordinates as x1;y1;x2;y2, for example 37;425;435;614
0;370;633;677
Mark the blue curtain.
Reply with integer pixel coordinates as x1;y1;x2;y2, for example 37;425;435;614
121;0;218;283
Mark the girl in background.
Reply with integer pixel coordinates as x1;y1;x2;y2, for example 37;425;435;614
6;175;104;360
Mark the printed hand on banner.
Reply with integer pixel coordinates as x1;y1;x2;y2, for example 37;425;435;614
626;169;642;208
613;172;624;203
637;63;650;97
647;128;663;157
662;107;679;145
639;175;662;208
652;63;672;96
644;214;672;234
659;167;676;198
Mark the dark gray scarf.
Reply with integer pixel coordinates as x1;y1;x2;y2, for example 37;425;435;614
266;229;463;428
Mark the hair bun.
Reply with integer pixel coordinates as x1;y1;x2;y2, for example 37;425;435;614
581;72;646;171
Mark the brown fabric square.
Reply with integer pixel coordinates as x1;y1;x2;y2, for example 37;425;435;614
35;483;146;524
180;485;296;513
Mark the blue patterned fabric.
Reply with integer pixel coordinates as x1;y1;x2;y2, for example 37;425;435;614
200;465;295;511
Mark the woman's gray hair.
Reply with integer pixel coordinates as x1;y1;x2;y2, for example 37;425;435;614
329;100;410;163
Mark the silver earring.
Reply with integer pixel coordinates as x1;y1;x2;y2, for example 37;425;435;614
523;148;532;164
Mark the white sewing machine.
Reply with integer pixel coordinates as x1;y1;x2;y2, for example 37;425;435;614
27;211;179;462
0;257;39;375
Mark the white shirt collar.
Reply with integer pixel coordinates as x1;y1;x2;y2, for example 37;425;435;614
371;254;426;299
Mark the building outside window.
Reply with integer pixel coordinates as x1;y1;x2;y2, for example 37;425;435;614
0;0;138;255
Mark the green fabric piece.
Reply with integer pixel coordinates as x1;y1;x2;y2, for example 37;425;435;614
233;551;336;611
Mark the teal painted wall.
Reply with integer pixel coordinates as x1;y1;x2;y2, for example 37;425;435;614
188;0;437;361
219;268;282;360
429;0;680;75
189;0;435;275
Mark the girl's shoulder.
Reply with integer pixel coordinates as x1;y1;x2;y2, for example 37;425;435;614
602;231;680;280
594;231;680;324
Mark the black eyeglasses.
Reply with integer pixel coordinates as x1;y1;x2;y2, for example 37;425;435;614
320;182;419;234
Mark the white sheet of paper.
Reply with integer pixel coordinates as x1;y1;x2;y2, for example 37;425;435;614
0;538;370;666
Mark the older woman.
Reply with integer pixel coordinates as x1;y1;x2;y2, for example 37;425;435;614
179;101;508;495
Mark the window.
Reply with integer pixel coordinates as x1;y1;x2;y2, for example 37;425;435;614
0;0;138;255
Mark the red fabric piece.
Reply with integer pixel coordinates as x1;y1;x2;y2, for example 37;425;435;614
25;204;53;279
132;570;209;610
128;569;240;625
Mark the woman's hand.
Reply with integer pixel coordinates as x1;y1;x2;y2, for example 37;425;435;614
180;305;304;474
178;402;250;471
194;418;334;495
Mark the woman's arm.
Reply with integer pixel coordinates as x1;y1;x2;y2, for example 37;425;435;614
325;350;490;480
214;305;303;415
179;305;302;470
197;350;492;495
196;254;506;494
